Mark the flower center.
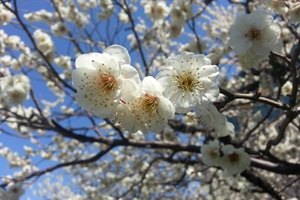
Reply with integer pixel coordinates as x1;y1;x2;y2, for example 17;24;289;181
245;26;261;41
157;7;163;15
229;152;240;164
175;74;198;92
99;73;117;93
141;94;158;116
12;91;20;98
209;149;219;159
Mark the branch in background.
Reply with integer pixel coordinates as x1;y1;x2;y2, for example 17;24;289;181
114;0;149;75
241;170;283;200
220;87;290;110
0;146;113;188
0;0;75;92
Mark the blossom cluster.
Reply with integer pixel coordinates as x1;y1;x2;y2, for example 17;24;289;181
201;140;251;175
71;44;249;174
0;2;14;26
0;74;31;107
72;45;233;136
143;0;193;38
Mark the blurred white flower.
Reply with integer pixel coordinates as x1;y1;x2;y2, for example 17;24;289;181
156;51;219;113
168;23;183;39
117;76;175;133
51;22;68;36
6;182;25;200
23;9;53;24
6;35;23;50
201;140;221;167
72;45;140;118
1;74;31;105
98;0;114;20
229;10;280;68
118;10;129;23
33;29;55;60
179;39;207;54
289;2;300;24
281;80;292;96
144;1;169;22
258;0;288;15
196;101;234;138
220;145;251;175
0;2;15;26
54;56;71;69
170;0;192;25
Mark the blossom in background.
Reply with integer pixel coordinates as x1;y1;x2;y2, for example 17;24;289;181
33;29;55;60
289;2;300;23
221;145;251;175
156;51;219;113
196;101;234;138
51;22;68;36
6;182;25;200
258;0;288;15
1;74;31;106
72;45;140;118
170;0;193;26
201;140;221;166
116;76;175;133
0;2;15;26
98;0;114;20
144;0;170;23
168;23;184;39
179;39;207;54
54;56;72;70
229;10;280;68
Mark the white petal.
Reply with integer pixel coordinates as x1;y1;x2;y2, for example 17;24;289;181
201;80;219;102
103;44;131;65
72;67;97;88
249;10;273;29
142;76;163;95
198;64;219;81
75;53;102;69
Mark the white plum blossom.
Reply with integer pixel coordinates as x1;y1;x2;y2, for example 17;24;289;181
72;45;140;118
201;140;221;167
0;2;15;26
51;22;68;36
6;182;25;200
221;145;251;175
54;56;71;70
229;10;281;68
33;29;55;60
98;0;114;20
23;9;53;24
144;1;170;22
116;76;175;133
170;0;193;26
156;51;219;113
168;23;184;39
1;74;31;105
196;101;234;138
6;35;23;50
